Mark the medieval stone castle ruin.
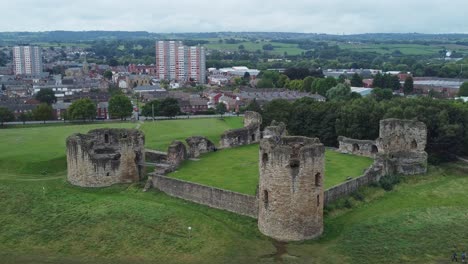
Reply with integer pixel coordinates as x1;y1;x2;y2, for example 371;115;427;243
66;113;428;242
259;136;325;241
66;128;145;187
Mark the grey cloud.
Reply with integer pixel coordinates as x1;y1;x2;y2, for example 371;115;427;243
1;0;466;33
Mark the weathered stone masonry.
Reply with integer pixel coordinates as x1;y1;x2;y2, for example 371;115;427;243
258;136;325;242
338;136;378;158
220;111;262;148
66;128;145;187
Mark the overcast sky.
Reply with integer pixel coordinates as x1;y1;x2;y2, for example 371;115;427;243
2;0;466;34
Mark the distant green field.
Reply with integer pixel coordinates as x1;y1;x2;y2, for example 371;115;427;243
339;42;468;55
32;42;92;48
1;120;468;263
169;145;373;194
140;117;243;150
204;40;303;55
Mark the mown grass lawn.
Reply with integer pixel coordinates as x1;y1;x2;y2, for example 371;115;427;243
1;121;468;263
168;145;373;195
140;117;243;150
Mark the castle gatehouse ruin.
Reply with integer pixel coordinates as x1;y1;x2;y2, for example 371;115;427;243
66;128;145;187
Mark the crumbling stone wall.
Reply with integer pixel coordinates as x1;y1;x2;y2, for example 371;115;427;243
244;111;262;127
338;136;378;158
151;174;258;218
376;119;428;175
166;140;187;166
220;126;261;148
263;120;288;139
66;129;145;187
220;111;262;148
186;136;216;158
145;149;167;163
324;161;385;206
258;136;325;241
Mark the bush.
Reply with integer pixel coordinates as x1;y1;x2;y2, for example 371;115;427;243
344;199;353;209
379;174;401;191
351;191;365;201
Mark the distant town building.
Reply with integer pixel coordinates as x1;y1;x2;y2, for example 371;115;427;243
155;41;206;84
13;46;43;76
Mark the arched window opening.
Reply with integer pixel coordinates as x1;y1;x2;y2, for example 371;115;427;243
315;172;321;187
262;153;268;165
411;139;418;149
263;190;269;209
352;143;360;152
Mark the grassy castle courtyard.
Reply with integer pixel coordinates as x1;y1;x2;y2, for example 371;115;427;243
0;119;467;263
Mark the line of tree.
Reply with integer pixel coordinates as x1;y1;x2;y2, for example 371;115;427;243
261;97;468;164
141;98;180;118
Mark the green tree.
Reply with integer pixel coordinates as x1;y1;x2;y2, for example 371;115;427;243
458;82;468;96
256;78;275;88
338;75;347;84
0;107;14;127
216;102;227;117
372;72;384;88
159;98;180;117
108;58;119;67
244;98;262;114
238;44;245;50
33;103;54;123
262;99;291;127
277;74;290;88
17;111;32;124
243;72;250;81
350;73;363;87
35;89;57;105
141;100;160;118
387;75;401;91
68;98;97;121
403;76;414;95
109;94;133;120
326;84;352;101
371;88;393;101
286;79;304;91
302;76;315;92
103;70;113;80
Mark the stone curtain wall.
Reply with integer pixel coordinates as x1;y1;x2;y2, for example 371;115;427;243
145;149;167;163
324;162;385;206
151;174;258;218
220;111;262;149
337;136;378;158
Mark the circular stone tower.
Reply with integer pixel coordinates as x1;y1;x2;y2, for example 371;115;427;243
258;136;325;241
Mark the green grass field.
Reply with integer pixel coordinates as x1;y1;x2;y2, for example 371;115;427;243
204;40;303;56
1;120;468;263
140;117;243;150
169;145;373;194
338;42;468;55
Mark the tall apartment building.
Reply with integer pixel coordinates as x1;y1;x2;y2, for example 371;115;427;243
155;41;206;84
13;46;43;76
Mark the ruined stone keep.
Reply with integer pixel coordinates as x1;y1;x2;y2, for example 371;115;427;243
258;136;325;241
338;136;378;158
220;111;262;148
67;128;145;187
186;136;216;158
376;119;428;175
